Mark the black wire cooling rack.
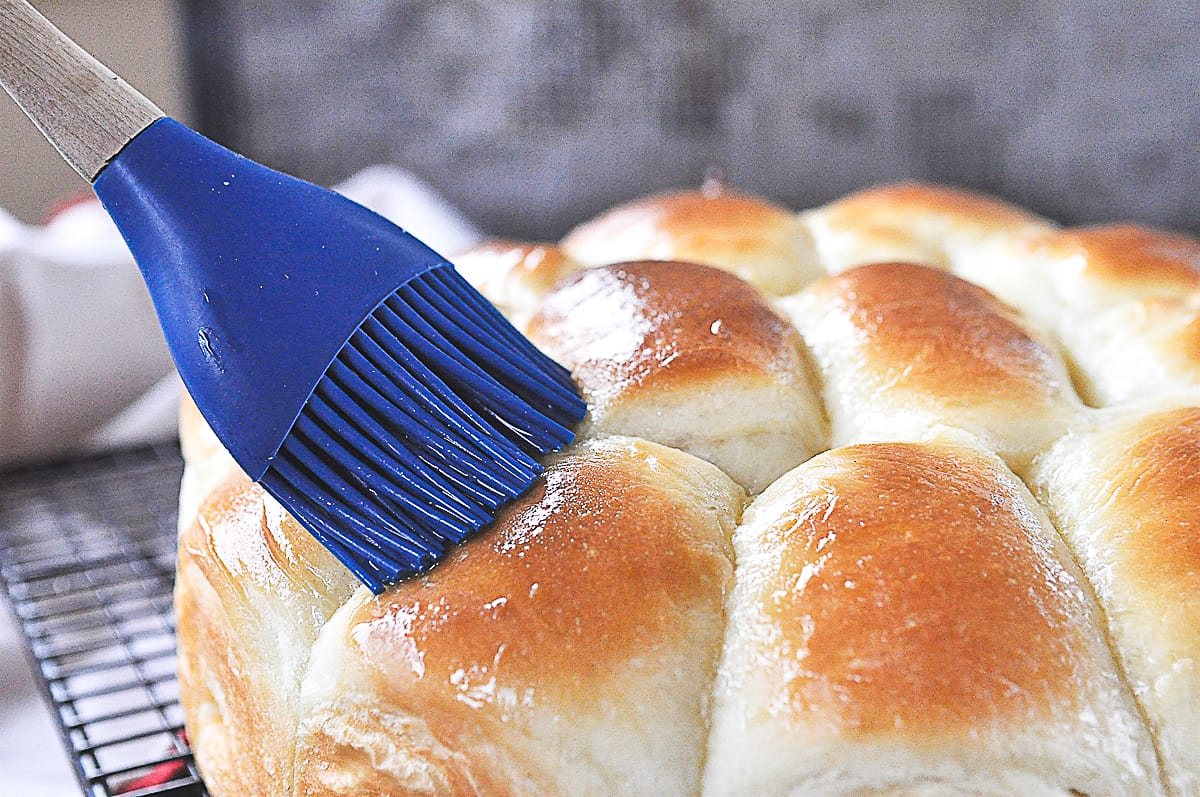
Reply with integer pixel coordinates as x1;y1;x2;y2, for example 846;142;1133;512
0;442;208;796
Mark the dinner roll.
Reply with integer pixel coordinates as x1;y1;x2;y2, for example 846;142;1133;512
291;437;743;796
560;182;821;296
801;181;1053;274
527;260;827;492
958;223;1200;331
704;440;1163;796
778;261;1081;472
450;240;580;330
1032;401;1200;796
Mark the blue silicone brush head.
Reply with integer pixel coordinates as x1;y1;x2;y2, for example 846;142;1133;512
93;119;586;593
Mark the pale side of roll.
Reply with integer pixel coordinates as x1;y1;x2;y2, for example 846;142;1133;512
1031;398;1200;796
177;395;238;533
704;439;1164;796
1056;293;1200;406
175;471;359;794
527;260;827;492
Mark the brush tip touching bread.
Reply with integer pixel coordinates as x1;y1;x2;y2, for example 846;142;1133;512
178;181;1200;796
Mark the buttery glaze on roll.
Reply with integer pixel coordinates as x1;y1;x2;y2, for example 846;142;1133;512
801;181;1053;275
559;183;822;296
1033;402;1200;796
779;261;1081;472
704;440;1164;796
291;437;743;796
527;260;827;492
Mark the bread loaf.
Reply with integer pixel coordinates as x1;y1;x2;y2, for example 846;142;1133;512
177;181;1199;796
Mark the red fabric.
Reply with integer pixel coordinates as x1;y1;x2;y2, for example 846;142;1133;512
113;731;192;794
114;759;188;793
41;190;96;224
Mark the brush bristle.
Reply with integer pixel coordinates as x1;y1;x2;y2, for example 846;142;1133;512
259;265;586;593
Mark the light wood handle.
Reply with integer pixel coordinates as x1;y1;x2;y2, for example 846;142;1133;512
0;0;162;181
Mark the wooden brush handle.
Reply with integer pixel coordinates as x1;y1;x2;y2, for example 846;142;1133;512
0;0;161;181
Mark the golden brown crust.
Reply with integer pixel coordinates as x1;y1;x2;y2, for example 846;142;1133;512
825;182;1046;231
526;260;827;490
528;260;806;402
781;262;1080;471
350;439;737;706
1090;407;1200;637
560;186;820;295
806;262;1070;403
757;443;1091;730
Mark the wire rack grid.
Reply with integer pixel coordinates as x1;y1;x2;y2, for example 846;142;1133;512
0;442;208;796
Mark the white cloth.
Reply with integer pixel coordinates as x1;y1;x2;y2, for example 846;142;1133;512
0;167;483;794
0;165;483;466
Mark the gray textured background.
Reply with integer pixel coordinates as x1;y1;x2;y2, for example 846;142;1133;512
182;1;1200;240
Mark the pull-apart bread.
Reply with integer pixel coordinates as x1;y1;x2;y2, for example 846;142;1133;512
176;181;1200;796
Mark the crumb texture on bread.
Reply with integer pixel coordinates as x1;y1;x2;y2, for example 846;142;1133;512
177;181;1200;796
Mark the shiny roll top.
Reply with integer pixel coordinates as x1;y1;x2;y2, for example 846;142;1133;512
177;181;1200;796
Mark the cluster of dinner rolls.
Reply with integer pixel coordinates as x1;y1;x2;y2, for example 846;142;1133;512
176;181;1200;796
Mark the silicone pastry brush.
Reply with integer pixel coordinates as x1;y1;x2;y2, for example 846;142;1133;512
0;0;585;593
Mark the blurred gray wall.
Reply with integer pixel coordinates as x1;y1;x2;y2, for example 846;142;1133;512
182;1;1200;240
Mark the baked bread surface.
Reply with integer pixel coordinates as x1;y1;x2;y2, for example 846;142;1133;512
176;181;1200;796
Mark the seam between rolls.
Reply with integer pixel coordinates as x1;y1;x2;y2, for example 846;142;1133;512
695;488;749;797
1026;475;1172;796
288;589;355;797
